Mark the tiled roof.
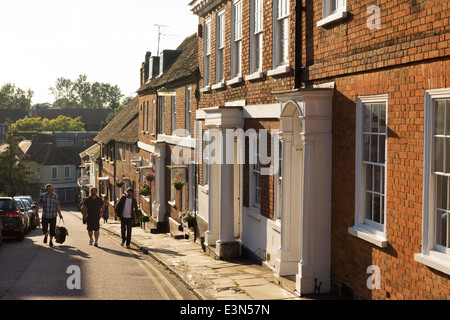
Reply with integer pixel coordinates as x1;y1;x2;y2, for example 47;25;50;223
94;96;139;145
137;33;199;94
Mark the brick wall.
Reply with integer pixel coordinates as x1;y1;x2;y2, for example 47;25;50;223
196;0;296;109
329;51;450;300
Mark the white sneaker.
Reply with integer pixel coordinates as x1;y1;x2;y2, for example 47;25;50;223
121;241;124;247
89;239;93;245
94;241;98;247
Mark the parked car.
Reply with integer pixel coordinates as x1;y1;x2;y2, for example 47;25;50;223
13;198;31;234
0;216;3;247
15;196;37;230
0;197;26;241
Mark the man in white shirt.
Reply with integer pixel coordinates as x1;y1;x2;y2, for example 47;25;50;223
114;188;138;248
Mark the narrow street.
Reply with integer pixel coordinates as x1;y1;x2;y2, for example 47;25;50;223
0;208;198;300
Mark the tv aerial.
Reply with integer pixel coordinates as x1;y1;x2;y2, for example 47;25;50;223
154;24;177;56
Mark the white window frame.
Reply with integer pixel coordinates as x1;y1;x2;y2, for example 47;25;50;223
64;166;71;179
273;0;289;68
142;103;145;133
415;88;450;276
250;137;261;210
216;9;225;85
274;135;283;221
250;0;264;75
317;0;347;27
171;96;176;135
230;0;242;80
185;86;192;136
51;166;58;180
161;96;166;135
349;94;388;248
203;18;211;89
152;100;156;135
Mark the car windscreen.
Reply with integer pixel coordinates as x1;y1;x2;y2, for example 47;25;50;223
0;200;14;211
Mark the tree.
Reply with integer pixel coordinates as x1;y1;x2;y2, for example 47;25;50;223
9;115;85;132
49;75;123;109
0;83;34;113
106;95;135;123
0;131;33;196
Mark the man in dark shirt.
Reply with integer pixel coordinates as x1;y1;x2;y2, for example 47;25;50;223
82;187;104;247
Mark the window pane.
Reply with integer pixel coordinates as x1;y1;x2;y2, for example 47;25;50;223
365;192;373;220
380;196;385;225
379;104;386;133
436;210;448;247
371;104;379;133
434;137;444;172
435;100;445;136
374;165;381;193
363;134;370;161
370;134;378;163
364;105;371;132
446;100;450;135
436;175;448;211
373;193;381;223
365;164;373;191
378;135;385;164
446;138;450;174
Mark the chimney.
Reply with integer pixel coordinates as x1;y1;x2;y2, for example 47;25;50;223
149;56;160;79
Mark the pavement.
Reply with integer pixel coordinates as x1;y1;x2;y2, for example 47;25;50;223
65;207;330;301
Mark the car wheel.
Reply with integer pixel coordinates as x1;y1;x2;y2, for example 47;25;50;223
16;230;25;242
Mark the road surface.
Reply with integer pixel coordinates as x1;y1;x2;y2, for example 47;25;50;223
0;208;198;300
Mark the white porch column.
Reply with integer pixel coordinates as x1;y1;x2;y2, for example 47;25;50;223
204;129;220;246
274;88;334;296
218;128;235;242
152;141;166;223
203;106;244;259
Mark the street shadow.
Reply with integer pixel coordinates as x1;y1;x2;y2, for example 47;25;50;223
98;246;139;258
50;245;91;260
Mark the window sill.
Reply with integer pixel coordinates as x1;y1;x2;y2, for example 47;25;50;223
168;200;176;207
245;71;264;81
348;224;388;248
245;206;261;221
414;251;450;276
317;10;348;27
200;85;211;93
212;82;225;90
268;65;290;77
226;76;243;86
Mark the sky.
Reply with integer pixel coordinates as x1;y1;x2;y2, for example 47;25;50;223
0;0;198;105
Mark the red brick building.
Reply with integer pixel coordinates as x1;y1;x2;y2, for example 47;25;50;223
302;0;450;300
189;0;450;299
136;34;200;234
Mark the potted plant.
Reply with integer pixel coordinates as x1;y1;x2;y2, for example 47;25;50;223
145;171;155;181
172;179;185;191
179;210;195;228
115;180;124;188
140;183;151;196
139;215;150;229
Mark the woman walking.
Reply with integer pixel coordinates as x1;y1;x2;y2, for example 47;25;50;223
102;196;110;223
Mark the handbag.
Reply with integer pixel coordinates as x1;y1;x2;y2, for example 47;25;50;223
55;218;68;244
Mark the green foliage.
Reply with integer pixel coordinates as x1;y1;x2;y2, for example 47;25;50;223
9;115;85;132
49;74;124;109
0;131;34;196
0;83;34;113
105;95;134;123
